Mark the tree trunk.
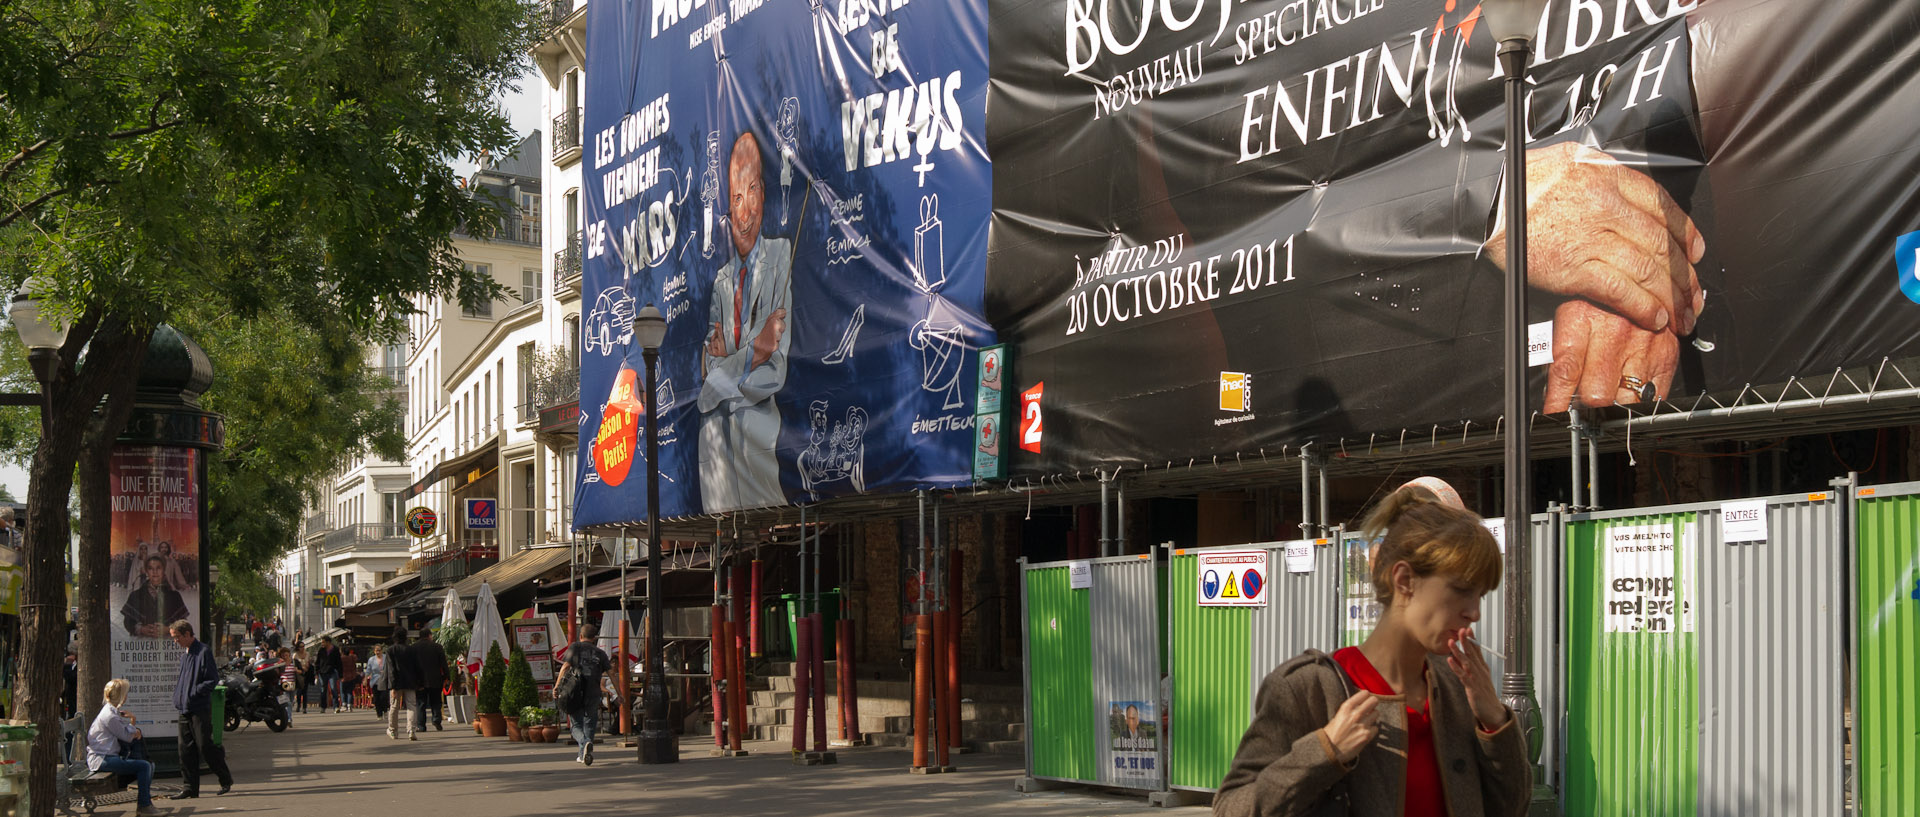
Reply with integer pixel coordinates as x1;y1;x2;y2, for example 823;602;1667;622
72;332;151;724
16;314;148;817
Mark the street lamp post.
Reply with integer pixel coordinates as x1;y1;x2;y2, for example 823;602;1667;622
633;304;677;764
7;282;68;416
1483;0;1551;808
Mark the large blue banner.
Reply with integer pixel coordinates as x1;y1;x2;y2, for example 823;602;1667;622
575;0;991;523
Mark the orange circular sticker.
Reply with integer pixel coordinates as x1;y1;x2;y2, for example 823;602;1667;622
592;367;643;487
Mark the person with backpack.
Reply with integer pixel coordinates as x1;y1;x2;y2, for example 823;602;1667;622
554;621;613;765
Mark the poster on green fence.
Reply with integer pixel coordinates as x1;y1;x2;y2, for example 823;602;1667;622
1107;699;1160;788
1603;523;1696;634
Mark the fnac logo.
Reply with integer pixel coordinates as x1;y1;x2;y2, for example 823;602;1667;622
1898;230;1920;304
1219;372;1249;412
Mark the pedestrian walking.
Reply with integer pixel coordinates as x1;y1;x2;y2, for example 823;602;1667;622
89;679;163;815
1212;482;1528;817
341;645;362;711
385;628;420;740
412;629;448;732
292;645;311;714
167;620;233;799
555;622;612;765
314;636;345;712
366;644;390;719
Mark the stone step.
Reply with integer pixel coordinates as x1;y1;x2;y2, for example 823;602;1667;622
749;689;797;709
973;738;1026;756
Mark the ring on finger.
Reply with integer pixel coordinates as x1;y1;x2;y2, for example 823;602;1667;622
1620;375;1657;401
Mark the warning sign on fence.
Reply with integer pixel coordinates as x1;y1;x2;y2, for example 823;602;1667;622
1197;550;1268;607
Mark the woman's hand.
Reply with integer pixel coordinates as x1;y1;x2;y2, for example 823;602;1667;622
1322;689;1380;765
1444;627;1511;732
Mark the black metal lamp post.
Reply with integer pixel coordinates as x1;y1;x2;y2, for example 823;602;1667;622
1483;0;1551;808
633;303;677;764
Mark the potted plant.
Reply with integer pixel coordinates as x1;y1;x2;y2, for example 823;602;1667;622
438;622;473;724
473;643;508;737
539;707;562;742
501;647;537;741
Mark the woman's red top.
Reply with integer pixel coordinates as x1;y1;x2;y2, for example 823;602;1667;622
1331;647;1445;817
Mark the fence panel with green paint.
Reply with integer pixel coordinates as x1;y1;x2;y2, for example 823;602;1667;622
1166;540;1339;792
1564;511;1700;817
1853;483;1920;816
1023;561;1094;783
1021;555;1163;789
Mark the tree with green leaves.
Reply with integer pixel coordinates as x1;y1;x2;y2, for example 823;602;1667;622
1;0;539;805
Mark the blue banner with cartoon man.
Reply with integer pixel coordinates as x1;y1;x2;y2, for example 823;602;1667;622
576;0;992;522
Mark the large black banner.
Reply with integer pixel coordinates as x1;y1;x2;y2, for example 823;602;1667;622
987;0;1920;471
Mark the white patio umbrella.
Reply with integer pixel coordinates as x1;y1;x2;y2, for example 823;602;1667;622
439;587;464;631
466;581;513;678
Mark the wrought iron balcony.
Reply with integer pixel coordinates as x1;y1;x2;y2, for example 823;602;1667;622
320;523;412;555
531;366;580;412
454;212;541;246
548;0;576;27
555;232;582;289
552;107;583;163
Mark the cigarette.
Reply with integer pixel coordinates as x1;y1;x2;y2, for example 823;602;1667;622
1462;634;1506;661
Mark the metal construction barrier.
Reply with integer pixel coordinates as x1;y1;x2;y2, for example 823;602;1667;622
1163;539;1340;793
1850;480;1920;817
1020;554;1165;791
1563;491;1847;816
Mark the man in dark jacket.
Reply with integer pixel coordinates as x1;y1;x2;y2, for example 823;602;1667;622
169;620;233;799
411;626;449;732
313;636;345;712
385;628;421;740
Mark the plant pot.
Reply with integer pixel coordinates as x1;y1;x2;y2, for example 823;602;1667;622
475;713;506;737
534;725;552;743
542;725;560;742
449;695;474;724
505;716;522;741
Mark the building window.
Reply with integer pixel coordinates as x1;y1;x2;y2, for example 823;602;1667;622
522;267;543;304
518;343;536;417
564;316;580;366
461;262;494;318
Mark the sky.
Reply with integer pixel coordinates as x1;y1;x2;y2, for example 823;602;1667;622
455;68;545;178
0;69;545;508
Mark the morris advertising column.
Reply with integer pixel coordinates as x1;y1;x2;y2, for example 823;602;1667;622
107;325;224;746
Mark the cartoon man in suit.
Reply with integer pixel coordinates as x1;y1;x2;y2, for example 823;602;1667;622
698;131;792;512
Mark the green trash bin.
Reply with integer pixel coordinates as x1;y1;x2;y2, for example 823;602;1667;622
211;685;225;745
779;590;842;660
0;723;37;815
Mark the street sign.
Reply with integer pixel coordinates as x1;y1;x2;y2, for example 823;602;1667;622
465;498;498;530
319;592;341;608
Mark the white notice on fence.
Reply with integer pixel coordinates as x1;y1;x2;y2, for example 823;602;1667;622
1484;519;1506;553
1069;560;1092;589
1284;542;1315;574
1604;524;1688;634
1721;500;1768;544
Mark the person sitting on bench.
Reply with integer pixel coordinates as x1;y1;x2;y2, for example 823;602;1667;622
88;678;162;815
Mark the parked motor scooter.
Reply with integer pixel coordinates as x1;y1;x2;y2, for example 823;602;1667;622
220;656;290;732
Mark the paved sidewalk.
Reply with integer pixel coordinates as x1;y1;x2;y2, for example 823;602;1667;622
130;709;1193;816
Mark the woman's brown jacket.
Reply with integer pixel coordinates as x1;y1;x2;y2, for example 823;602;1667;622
1212;650;1532;817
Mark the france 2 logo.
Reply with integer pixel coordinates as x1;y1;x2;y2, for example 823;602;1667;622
1899;230;1920;304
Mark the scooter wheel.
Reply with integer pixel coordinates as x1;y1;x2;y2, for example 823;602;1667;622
265;711;288;733
224;711;240;732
